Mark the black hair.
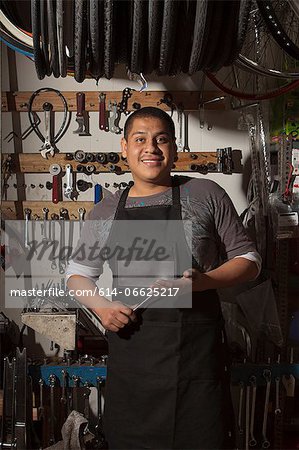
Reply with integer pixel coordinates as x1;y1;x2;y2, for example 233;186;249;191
123;106;176;140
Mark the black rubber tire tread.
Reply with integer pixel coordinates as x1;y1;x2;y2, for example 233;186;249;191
56;0;67;77
181;0;197;74
130;0;147;73
47;0;60;78
31;0;47;79
169;0;194;75
188;0;208;75
104;0;115;79
89;0;104;77
158;0;179;75
143;0;163;74
207;0;240;71
194;0;216;71
40;0;52;76
74;0;88;82
115;0;130;65
257;0;299;60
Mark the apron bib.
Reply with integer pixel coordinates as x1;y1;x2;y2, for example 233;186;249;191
103;177;232;449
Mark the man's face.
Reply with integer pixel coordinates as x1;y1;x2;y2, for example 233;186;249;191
121;117;177;184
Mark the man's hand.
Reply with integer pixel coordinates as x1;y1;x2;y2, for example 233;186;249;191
93;301;137;332
151;268;200;295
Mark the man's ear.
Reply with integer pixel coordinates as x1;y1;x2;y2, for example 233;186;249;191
173;141;178;162
121;137;127;159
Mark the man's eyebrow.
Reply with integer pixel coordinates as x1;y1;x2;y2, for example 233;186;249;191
131;131;170;136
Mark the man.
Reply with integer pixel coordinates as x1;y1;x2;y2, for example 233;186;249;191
67;107;261;449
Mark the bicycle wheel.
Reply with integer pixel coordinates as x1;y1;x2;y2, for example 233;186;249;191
40;0;51;76
188;0;208;75
31;0;46;79
257;0;299;60
47;0;60;77
206;3;299;100
74;0;88;82
144;0;163;74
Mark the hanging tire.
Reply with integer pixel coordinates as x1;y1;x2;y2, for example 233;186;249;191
74;0;88;82
56;0;67;77
188;0;208;74
47;0;60;77
104;0;115;79
158;0;179;75
89;0;104;78
31;0;47;79
130;0;147;73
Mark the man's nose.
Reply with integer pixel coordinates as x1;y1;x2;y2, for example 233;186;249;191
144;139;161;152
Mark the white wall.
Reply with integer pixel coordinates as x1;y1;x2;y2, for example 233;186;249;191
1;44;252;356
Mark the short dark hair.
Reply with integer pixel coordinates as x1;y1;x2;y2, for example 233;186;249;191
123;107;175;140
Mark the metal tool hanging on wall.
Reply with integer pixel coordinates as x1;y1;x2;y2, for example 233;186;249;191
27;87;71;159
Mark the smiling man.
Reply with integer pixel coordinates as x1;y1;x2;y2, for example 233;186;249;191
67;106;261;449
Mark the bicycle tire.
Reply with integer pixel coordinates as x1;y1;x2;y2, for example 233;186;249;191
74;0;88;82
205;70;299;100
0;27;34;55
230;0;252;63
188;0;208;74
89;0;104;77
115;0;130;65
0;10;33;47
158;0;179;75
237;54;299;79
57;0;67;77
31;0;46;79
257;0;299;60
47;0;60;77
204;0;226;70
104;0;115;79
40;0;52;76
143;0;163;74
130;0;147;73
169;0;194;75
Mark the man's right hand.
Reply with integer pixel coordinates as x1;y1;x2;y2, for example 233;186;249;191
93;301;137;332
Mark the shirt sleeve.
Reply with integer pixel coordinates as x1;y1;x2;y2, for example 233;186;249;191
214;192;259;261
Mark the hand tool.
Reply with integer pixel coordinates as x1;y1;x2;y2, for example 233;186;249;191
177;108;184;152
237;381;245;435
99;93;109;131
274;377;282;415
73;92;89;135
64;164;73;199
78;207;86;233
107;152;120;163
60;369;68;419
74;150;86;163
261;369;271;448
118;87;134;116
94;184;103;204
50;213;59;270
49;164;62;204
96;153;108;164
108;100;121;133
95;376;106;446
38;379;44;420
72;375;80;412
245;384;250;450
83;382;91;420
85;152;95;162
14;348;27;449
41;207;49;242
77;179;92;192
40;102;55;158
59;208;68;274
1;357;15;446
249;376;257;447
183;112;191;152
24;208;32;249
49;374;56;446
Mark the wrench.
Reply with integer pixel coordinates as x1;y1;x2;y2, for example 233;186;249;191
59;208;68;274
249;376;257;447
72;375;80;412
261;369;271;448
78;207;86;234
83;382;91;420
108;100;121;133
183;112;191;152
38;378;44;420
24;208;32;249
95;376;106;445
49;374;56;445
64;164;73;199
49;164;62;204
245;384;250;450
41;207;49;241
238;381;245;435
40;102;55;158
177;108;184;152
275;377;282;415
50;213;59;270
99;93;109;131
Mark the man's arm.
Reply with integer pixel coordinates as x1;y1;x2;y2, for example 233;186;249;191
67;275;136;332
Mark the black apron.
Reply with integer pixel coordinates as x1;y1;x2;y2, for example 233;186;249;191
103;177;232;449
